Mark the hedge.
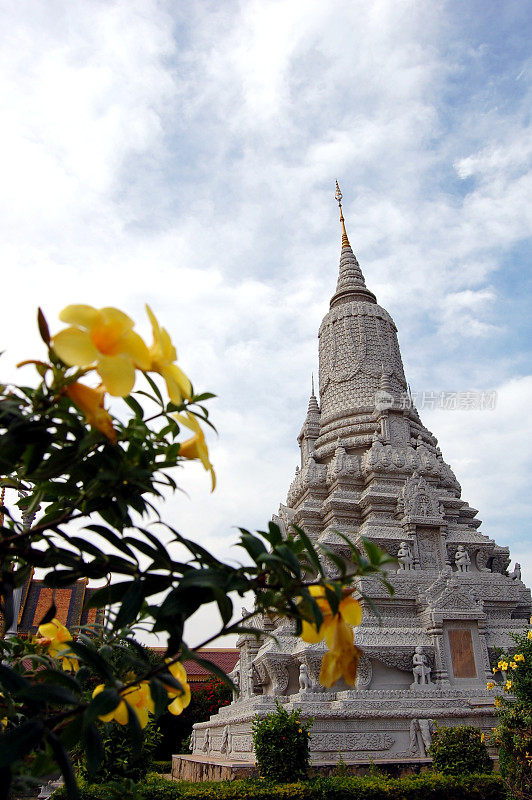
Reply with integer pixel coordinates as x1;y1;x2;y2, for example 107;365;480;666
54;772;504;800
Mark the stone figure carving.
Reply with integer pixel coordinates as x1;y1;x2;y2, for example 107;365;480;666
190;729;196;753
247;662;255;697
220;726;231;755
397;541;414;571
510;562;522;581
412;646;432;686
299;663;311;692
455;545;471;572
408;718;434;757
202;729;210;753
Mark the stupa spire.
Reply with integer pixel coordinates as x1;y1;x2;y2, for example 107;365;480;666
330;181;376;308
335;180;351;249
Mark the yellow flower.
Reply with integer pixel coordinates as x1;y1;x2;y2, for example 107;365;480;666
319;632;362;688
53;305;150;396
480;732;485;743
300;585;362;645
514;653;525;662
492;666;498;674
161;660;191;716
65;382;117;443
92;681;154;728
494;696;502;707
146;305;192;405
486;681;495;690
504;679;513;692
37;618;79;672
300;585;363;688
499;661;509;671
528;630;532;641
509;661;518;670
174;411;216;491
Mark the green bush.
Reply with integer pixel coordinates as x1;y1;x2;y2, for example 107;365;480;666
53;772;505;800
428;724;493;776
252;703;311;782
74;717;162;784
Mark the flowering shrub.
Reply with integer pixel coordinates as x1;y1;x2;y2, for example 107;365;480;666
490;627;532;799
252;702;312;782
428;725;492;775
0;304;393;798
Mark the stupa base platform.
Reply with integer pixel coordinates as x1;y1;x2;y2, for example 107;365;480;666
189;688;498;767
171;754;437;782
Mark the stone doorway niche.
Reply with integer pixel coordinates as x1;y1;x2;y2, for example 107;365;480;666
442;620;484;686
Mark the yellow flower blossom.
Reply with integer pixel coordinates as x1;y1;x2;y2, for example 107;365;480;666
161;660;191;716
514;653;525;662
300;585;363;688
37;618;79;672
492;666;498;674
494;696;502;707
509;661;518;670
486;681;495;690
92;681;154;728
53;305;150;396
174;411;216;490
480;732;485;743
528;630;532;641
504;679;512;692
498;661;509;671
145;305;192;405
65;382;117;443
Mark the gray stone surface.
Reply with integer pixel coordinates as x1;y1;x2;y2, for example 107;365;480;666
190;210;531;764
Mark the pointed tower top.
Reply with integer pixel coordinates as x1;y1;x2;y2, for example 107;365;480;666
335;181;351;249
311;373;315;396
330;182;376;309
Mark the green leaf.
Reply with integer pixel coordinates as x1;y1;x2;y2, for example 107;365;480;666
142;373;164;405
46;731;80;800
0;720;45;768
237;531;267;562
38;602;57;626
275;544;301;577
293;526;324;577
191;392;216;402
83;723;104;779
84;688;121;727
114;581;145;629
124;699;143;754
84;581;132;609
123;396;144;419
267;521;283;546
67;641;114;682
84;525;137;560
0;664;32;694
38;308;51;345
17;684;79;706
149;678;171;717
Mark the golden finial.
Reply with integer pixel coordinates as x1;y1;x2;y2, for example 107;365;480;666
335;180;351;249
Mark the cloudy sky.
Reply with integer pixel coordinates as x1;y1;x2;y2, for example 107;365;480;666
2;0;531;646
